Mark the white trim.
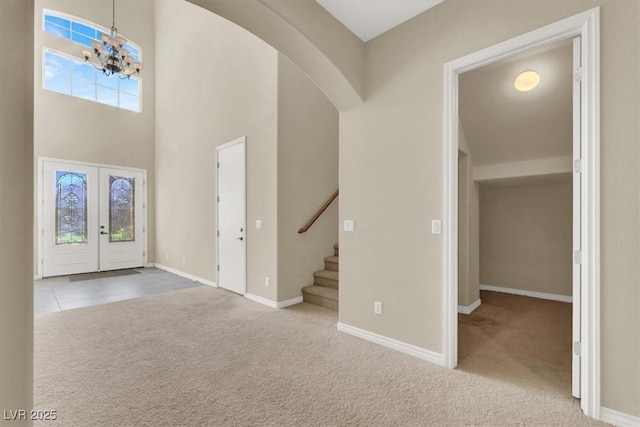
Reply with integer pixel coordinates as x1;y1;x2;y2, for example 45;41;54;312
244;293;303;309
215;137;247;295
442;8;600;419
276;296;303;309
600;407;640;427
154;263;218;288
337;322;444;366
458;298;481;314
479;285;572;303
245;293;277;308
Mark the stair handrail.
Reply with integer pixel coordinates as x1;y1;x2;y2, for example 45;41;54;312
297;189;339;234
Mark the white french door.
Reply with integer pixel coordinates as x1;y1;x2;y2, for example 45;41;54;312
99;167;145;272
42;160;145;277
216;137;246;295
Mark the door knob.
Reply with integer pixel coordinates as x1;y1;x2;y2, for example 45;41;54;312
237;237;244;241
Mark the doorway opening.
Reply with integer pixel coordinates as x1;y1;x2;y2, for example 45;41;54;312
442;8;600;418
456;38;575;397
37;158;147;278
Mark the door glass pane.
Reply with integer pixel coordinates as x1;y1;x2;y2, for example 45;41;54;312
55;171;88;245
109;176;135;242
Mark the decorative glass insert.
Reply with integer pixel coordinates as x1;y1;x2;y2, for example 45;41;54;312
44;50;141;112
55;171;88;245
109;176;135;242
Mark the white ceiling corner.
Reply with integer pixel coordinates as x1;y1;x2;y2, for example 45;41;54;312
316;0;445;42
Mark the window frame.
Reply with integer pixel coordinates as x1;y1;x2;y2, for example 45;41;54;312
43;48;142;112
42;9;143;113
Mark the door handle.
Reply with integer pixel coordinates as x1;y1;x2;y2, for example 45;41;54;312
237;237;243;241
100;231;108;235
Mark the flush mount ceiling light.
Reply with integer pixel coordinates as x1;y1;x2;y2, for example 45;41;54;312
514;70;540;92
82;0;142;79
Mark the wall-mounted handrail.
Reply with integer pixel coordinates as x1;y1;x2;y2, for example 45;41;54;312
297;190;339;234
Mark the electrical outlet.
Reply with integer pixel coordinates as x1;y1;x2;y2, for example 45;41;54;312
374;301;383;315
431;220;442;235
265;277;270;287
256;220;262;230
344;219;355;232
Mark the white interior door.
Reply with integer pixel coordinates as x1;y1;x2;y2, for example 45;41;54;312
216;137;246;295
99;168;145;271
43;161;99;277
572;36;582;399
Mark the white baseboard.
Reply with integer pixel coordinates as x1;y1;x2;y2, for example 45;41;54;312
276;296;303;309
337;322;444;366
153;263;218;288
458;298;481;314
244;293;303;309
601;407;640;427
480;284;572;303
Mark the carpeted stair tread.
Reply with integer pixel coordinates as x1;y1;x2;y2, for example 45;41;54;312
324;255;339;272
301;285;338;301
313;270;338;281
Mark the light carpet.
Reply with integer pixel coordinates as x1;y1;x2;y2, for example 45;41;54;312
35;287;605;426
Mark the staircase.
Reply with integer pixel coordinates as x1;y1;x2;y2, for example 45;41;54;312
301;244;339;311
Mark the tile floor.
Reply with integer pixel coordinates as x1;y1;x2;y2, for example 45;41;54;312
34;268;203;316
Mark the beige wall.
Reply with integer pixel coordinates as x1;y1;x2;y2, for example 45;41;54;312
154;0;279;300
186;0;364;110
0;0;34;420
277;55;339;301
458;122;480;308
339;0;639;416
34;0;156;266
479;178;573;296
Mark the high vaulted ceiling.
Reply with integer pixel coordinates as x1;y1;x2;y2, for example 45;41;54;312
315;0;444;42
459;39;573;166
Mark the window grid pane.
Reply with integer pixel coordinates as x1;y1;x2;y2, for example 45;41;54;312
44;50;141;112
43;12;141;112
44;21;71;39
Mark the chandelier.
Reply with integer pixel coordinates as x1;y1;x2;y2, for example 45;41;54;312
82;0;142;79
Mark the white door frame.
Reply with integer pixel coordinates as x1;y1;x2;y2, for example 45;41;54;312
37;157;148;279
215;136;247;295
442;8;600;419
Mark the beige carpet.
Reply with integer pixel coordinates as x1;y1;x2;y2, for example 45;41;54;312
459;290;573;396
35;287;605;426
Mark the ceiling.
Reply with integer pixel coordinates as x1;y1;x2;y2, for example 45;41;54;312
315;0;444;42
459;39;573;166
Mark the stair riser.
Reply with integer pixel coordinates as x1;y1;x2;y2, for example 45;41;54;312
314;276;338;289
303;293;338;311
324;261;338;272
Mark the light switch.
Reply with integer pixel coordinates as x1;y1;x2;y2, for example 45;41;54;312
255;220;262;229
432;220;442;235
344;219;355;232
